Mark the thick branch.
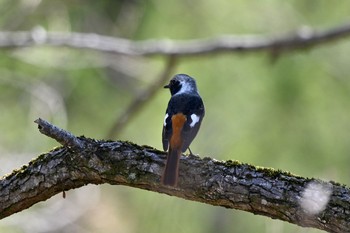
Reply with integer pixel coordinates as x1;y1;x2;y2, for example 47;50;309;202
1;22;350;56
1;120;350;233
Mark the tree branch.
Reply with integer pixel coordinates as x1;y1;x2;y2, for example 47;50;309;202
34;118;85;150
1;22;350;56
0;119;349;233
107;55;177;139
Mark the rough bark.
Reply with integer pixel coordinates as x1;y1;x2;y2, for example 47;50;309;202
0;119;349;233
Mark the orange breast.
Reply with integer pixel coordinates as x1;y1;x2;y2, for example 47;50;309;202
170;113;187;149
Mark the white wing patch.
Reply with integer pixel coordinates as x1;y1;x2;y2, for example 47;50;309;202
163;113;169;126
190;114;200;127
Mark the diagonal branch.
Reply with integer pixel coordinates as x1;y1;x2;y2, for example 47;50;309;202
0;119;349;233
0;22;350;56
34;118;85;150
107;55;177;139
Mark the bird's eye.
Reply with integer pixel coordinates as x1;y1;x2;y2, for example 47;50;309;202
171;79;180;86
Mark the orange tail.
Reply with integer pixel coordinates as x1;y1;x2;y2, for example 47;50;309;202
162;146;181;186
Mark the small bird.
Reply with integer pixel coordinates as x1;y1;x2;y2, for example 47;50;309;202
162;74;205;186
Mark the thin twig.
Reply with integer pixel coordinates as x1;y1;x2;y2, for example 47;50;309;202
0;22;350;56
107;56;177;139
34;118;85;150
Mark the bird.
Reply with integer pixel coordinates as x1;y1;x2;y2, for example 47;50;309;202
162;74;205;186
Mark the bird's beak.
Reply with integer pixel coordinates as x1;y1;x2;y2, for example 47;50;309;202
164;84;170;88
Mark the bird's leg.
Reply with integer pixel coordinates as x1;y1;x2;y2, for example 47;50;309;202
187;147;199;158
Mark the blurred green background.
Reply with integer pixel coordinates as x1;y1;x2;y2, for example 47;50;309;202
1;1;350;233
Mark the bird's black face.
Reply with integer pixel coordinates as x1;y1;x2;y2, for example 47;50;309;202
164;78;182;96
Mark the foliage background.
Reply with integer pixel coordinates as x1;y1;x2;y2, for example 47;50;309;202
1;1;350;233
